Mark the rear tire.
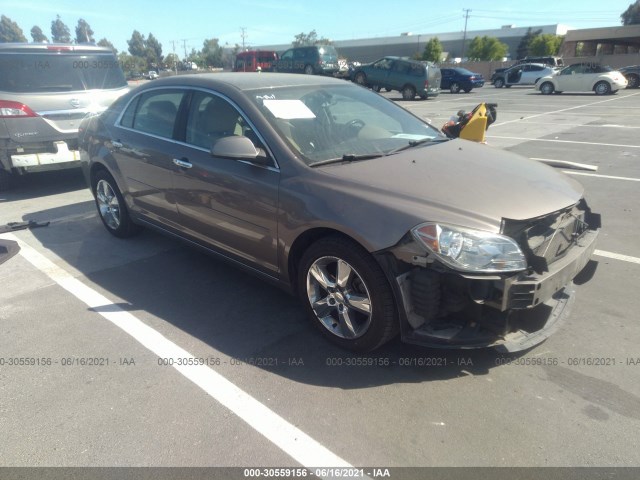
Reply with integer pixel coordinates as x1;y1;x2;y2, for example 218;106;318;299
540;82;554;95
298;235;398;352
92;169;140;238
401;85;416;100
304;64;314;75
594;81;611;95
450;82;461;93
372;85;382;92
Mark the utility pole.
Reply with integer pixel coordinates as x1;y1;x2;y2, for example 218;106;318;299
172;40;177;74
240;27;247;51
182;39;188;60
461;8;471;62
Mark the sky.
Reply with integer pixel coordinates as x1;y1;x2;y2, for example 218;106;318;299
2;0;634;56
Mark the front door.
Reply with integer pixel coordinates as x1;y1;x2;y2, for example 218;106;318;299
172;91;280;274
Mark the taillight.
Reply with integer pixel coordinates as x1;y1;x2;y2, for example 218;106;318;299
46;45;73;51
424;80;429;89
0;100;38;118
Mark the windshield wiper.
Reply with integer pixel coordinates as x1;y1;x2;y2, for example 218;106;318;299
309;153;384;167
386;137;450;156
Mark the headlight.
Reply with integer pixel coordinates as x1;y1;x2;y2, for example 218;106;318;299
412;223;527;273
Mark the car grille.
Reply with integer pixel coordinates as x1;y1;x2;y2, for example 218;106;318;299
502;202;593;273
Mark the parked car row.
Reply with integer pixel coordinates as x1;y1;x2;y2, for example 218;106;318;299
490;59;637;95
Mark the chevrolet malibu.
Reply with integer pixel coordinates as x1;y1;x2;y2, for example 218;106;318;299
79;73;599;353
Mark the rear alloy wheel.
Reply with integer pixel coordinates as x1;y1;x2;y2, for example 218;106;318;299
627;74;639;88
354;72;367;86
540;82;554;95
594;81;611;95
303;64;314;75
450;82;461;93
493;78;504;88
401;85;416;100
298;236;398;352
93;170;140;238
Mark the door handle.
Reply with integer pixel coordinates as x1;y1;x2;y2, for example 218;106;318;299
173;158;193;169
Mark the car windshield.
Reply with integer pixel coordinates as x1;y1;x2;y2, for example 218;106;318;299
248;83;444;165
0;53;127;92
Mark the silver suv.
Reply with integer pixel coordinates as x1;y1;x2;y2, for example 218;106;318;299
0;43;129;190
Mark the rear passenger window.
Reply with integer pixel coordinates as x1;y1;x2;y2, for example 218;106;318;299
124;90;184;139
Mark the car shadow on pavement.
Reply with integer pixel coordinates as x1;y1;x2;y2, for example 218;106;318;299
22;203;518;389
0;168;86;202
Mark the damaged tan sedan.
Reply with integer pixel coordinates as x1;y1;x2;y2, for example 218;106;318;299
79;73;599;353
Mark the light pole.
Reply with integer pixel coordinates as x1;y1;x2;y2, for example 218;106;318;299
461;8;471;61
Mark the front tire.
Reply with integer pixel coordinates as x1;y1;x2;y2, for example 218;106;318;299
92;169;140;238
626;74;639;88
594;81;611;95
298;236;398;352
493;78;504;88
354;72;367;86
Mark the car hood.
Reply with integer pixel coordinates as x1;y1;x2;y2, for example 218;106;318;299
316;139;584;231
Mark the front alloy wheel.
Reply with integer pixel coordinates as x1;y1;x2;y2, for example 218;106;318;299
307;256;372;340
299;236;398;352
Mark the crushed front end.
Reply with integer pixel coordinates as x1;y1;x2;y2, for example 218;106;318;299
379;199;600;352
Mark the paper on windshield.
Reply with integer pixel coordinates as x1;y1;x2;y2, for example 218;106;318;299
263;100;316;120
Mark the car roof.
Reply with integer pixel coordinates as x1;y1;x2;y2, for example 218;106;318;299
144;72;346;91
0;43;115;53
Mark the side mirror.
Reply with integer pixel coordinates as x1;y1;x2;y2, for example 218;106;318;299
210;136;271;166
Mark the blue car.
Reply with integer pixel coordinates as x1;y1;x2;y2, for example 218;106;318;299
440;67;485;93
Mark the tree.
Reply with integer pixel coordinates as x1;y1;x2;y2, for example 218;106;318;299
201;38;223;68
127;30;146;57
0;15;27;43
145;33;163;68
421;37;443;63
118;52;146;78
164;52;179;71
621;1;640;24
30;25;48;43
467;36;508;61
529;34;564;56
51;15;71;43
516;28;542;60
292;30;331;47
97;38;117;54
75;19;94;44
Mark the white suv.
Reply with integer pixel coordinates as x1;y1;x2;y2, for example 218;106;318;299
0;43;129;190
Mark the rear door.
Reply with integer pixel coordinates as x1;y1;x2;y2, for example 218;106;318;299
111;88;186;226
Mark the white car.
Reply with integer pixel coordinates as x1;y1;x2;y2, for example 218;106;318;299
536;63;627;95
493;63;558;88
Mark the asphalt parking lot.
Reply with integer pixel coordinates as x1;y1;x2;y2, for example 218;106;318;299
1;84;639;476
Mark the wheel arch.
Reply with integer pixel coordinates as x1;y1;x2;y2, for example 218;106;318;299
287;227;374;295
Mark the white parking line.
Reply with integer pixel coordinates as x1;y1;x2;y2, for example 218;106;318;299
1;233;354;473
487;136;640;149
594;250;640;265
562;171;640;182
491;92;640;127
